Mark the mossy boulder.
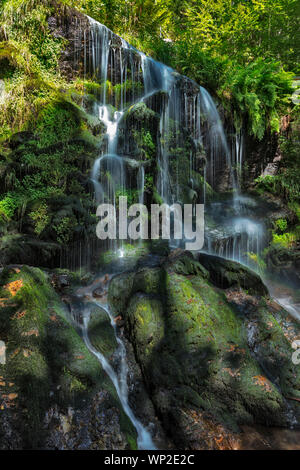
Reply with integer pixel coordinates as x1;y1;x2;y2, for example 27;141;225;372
0;265;137;449
108;271;135;316
88;304;117;359
198;252;268;296
109;251;300;448
226;290;300;402
164;250;209;278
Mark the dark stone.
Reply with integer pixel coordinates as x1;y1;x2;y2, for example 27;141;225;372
108;253;300;448
92;286;104;298
197;252;269;296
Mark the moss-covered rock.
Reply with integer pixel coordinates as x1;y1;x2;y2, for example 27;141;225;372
88;304;118;359
108;271;136;316
264;243;300;286
0;265;137;449
198;252;268;296
109;251;300;448
226;290;300;402
164;250;209;278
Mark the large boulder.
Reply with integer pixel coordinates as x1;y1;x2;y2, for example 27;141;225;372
109;251;300;449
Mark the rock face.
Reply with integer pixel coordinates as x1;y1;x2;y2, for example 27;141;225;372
198;252;268;296
108;251;300;449
265;243;300;286
0;266;137;449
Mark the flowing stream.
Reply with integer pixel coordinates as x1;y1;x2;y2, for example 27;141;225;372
73;279;156;450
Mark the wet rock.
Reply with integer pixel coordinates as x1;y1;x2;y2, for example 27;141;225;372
262;161;280;177
92;286;104;298
114;315;124;327
164;249;209;278
88;304;118;358
198;252;268;296
0;265;137;449
122;334;174;449
226;289;300;406
108;271;135;316
44;391;132;450
109;251;300;449
264;244;300;285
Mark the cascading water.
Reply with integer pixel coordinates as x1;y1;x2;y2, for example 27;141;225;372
137;165;145;206
80;15;234;216
204;194;266;268
81;302;156;450
68;279;156;450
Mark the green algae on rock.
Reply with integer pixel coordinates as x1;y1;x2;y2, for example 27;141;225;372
198;252;269;296
0;265;137;449
108;251;300;448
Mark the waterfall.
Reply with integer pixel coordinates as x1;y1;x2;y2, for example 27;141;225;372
199;87;234;189
204;195;266;270
233;130;244;188
74;13;272;275
67;295;156;450
137;165;145;206
82;303;156;450
78;15;234;222
73;17;248;447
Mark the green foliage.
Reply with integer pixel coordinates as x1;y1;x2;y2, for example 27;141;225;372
255;175;277;193
221;59;293;139
115;188;139;207
255;113;300;204
53;215;77;244
132;127;156;160
35;100;80;147
247;252;267;273
274;218;288;233
29;203;49;236
0;194;17;220
1;0;64;71
272;231;296;248
289;202;300;222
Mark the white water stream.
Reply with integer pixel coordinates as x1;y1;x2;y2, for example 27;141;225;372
75;280;156;450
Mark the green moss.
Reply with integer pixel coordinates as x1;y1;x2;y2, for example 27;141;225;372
126;102;156;122
111;258;298;437
167;253;209;279
272;231;297;248
109;271;135;316
126;294;165;363
198;253;268;295
274;218;288;233
247;299;300;399
35;100;81;148
88;304;118;358
0;265;137;448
